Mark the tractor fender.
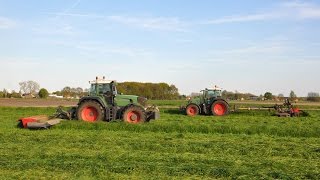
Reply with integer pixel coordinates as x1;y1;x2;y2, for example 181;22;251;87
211;98;229;106
121;104;145;112
77;97;107;108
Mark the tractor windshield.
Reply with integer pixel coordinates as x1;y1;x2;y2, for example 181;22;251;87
99;84;111;94
205;90;221;98
90;83;111;95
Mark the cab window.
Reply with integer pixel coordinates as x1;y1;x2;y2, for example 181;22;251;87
98;84;111;94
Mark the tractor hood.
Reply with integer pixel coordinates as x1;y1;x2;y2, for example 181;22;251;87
115;95;147;107
188;97;201;105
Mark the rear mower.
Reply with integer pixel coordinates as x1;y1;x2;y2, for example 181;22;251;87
234;99;308;117
182;87;229;116
263;99;306;117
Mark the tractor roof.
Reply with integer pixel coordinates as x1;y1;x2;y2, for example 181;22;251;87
202;86;222;92
89;76;114;84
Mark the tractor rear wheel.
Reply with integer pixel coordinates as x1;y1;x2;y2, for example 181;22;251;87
76;101;105;122
211;100;229;116
186;104;199;116
122;106;146;124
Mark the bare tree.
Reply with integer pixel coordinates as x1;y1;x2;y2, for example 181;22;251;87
289;90;297;100
19;81;40;95
76;87;84;97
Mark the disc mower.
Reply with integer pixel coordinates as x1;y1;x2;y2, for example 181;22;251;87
263;99;307;117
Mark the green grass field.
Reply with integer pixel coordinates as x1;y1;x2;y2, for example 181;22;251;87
0;106;320;179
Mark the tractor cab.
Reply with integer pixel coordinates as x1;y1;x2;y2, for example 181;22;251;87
203;88;222;99
201;87;222;104
88;76;118;105
89;77;117;97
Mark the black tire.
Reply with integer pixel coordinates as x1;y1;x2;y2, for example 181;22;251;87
211;100;229;116
185;104;199;116
122;106;146;123
76;100;105;122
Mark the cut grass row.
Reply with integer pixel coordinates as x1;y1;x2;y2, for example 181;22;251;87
2;107;320;138
149;99;320;110
0;107;319;179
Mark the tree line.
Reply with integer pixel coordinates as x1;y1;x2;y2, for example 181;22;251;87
50;82;181;100
117;82;181;100
0;80;319;101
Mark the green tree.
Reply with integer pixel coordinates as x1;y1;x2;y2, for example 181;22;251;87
38;88;49;99
307;92;320;102
53;91;62;96
264;92;273;100
117;82;180;100
222;90;235;100
278;93;284;101
10;90;22;98
62;86;71;98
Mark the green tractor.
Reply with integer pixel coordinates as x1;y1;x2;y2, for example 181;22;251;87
184;87;229;116
75;77;159;123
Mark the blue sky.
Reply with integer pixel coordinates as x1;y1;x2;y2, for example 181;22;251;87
1;0;320;96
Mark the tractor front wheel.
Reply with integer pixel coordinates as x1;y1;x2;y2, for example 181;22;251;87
186;104;199;116
122;106;146;124
211;100;229;116
76;101;105;122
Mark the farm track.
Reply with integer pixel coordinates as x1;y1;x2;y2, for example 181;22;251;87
2;98;320;109
0;98;77;107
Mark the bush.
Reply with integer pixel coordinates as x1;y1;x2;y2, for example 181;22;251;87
307;97;320;102
10;91;22;98
38;88;49;99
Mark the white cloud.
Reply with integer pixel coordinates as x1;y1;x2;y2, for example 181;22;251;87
0;17;16;29
50;40;153;58
205;1;320;24
45;12;104;19
75;44;153;57
107;15;187;32
32;22;76;36
221;43;288;55
204;13;278;24
204;37;296;65
46;12;188;32
283;1;320;19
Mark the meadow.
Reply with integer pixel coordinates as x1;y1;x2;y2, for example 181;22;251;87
0;104;319;179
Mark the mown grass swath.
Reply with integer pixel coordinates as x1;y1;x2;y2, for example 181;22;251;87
0;106;319;179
